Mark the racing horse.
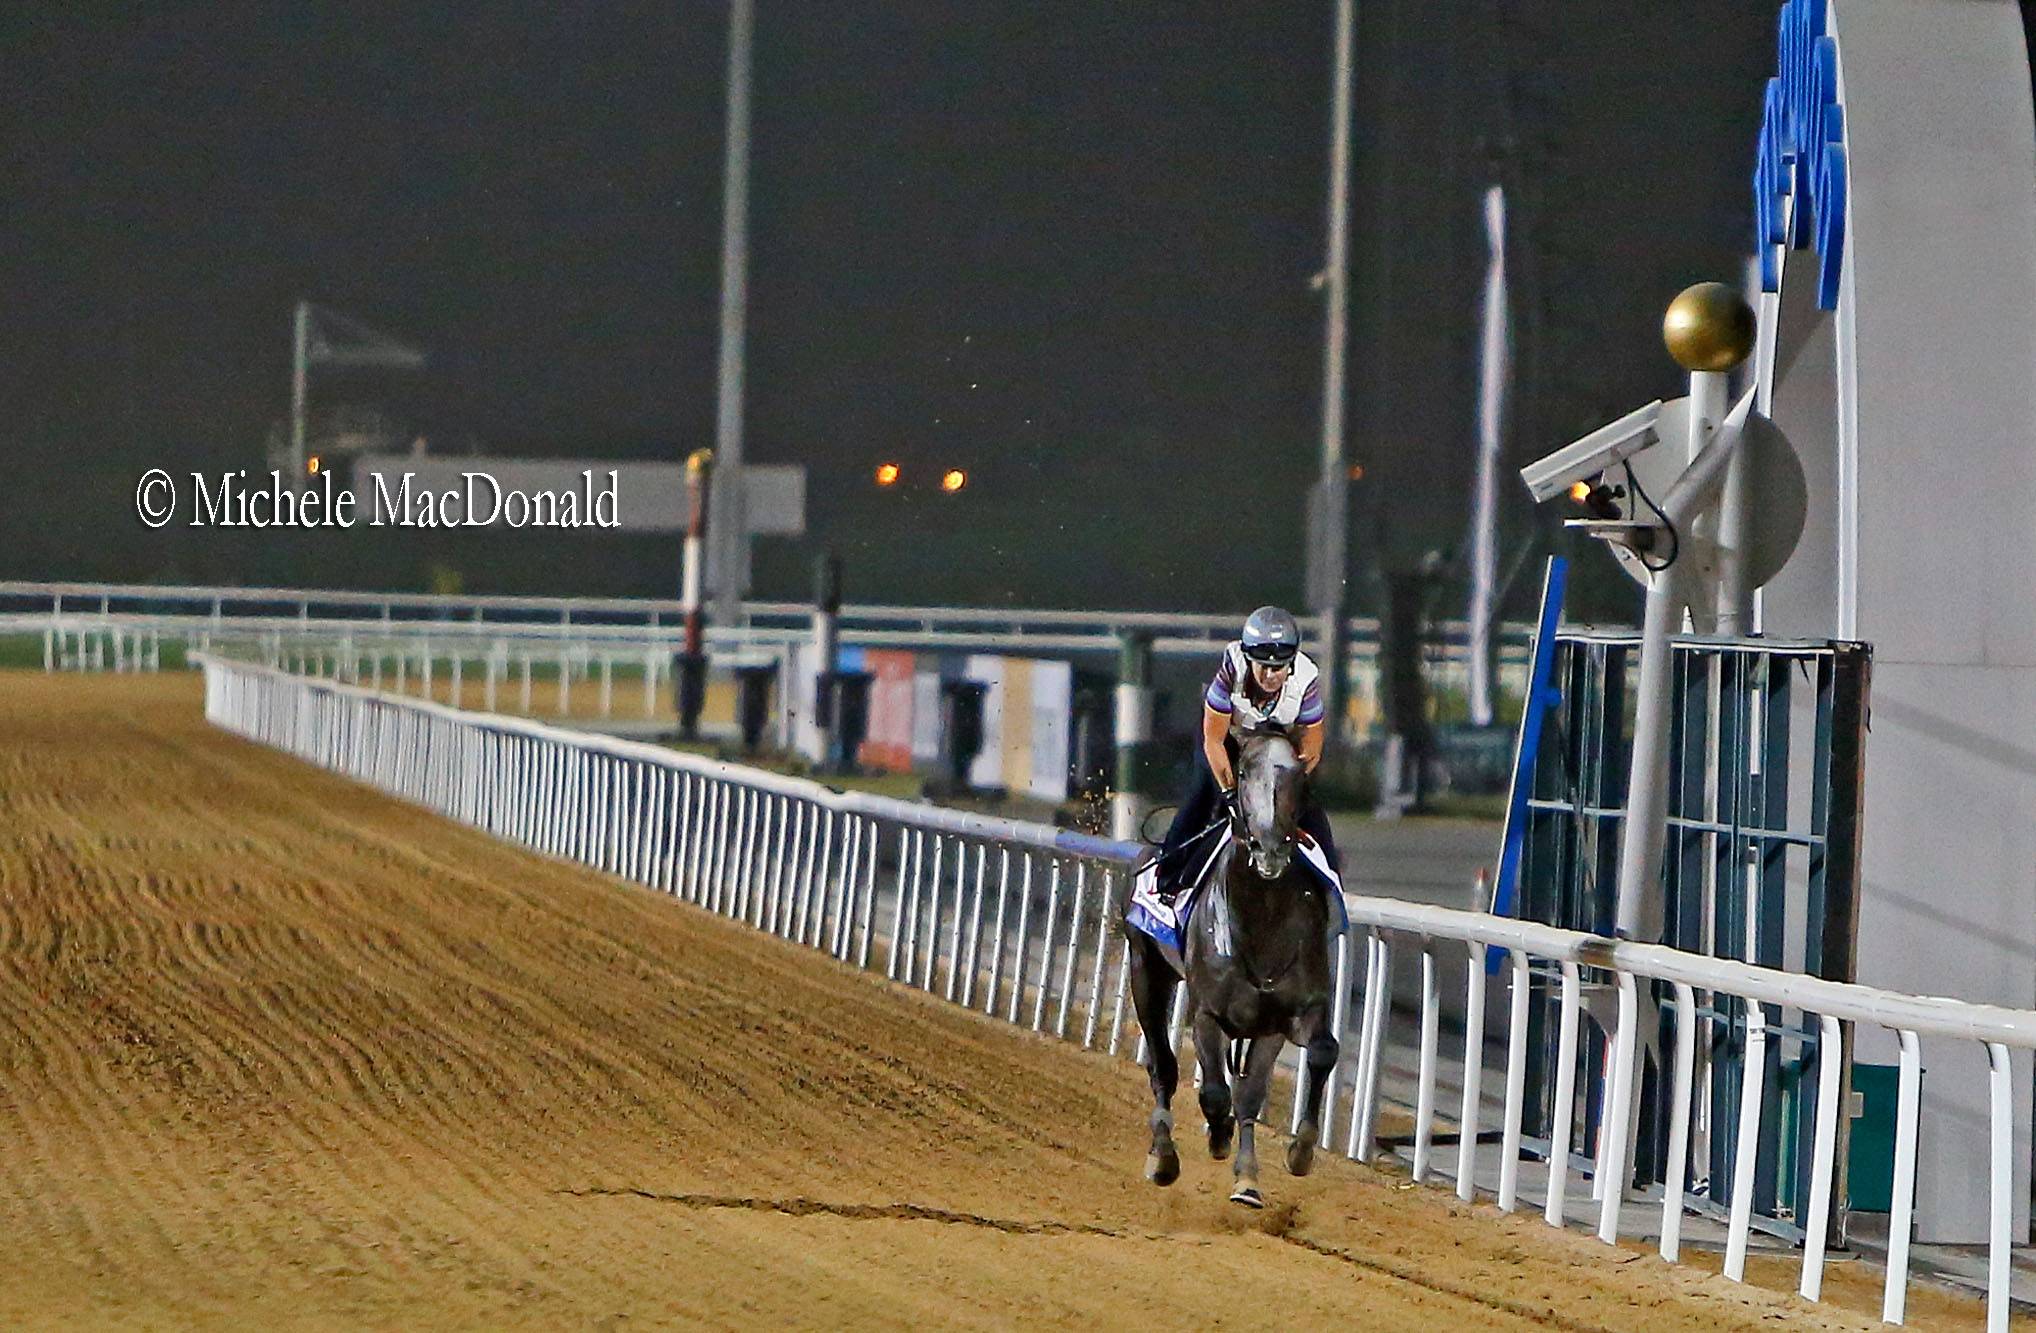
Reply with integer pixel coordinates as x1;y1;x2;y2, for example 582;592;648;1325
1123;727;1342;1206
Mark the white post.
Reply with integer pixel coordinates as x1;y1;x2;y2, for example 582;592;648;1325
1456;940;1487;1201
1723;1007;1768;1282
1498;948;1530;1212
1467;185;1508;727
1412;943;1440;1181
1884;1029;1923;1324
1660;982;1698;1262
1798;1014;1843;1302
1544;961;1581;1226
1987;1042;2013;1332
1595;971;1639;1243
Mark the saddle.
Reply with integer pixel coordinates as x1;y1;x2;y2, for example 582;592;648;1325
1127;828;1346;964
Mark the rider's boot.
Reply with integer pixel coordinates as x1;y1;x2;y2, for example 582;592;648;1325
1153;858;1182;906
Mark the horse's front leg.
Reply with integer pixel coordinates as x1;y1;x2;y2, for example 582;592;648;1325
1192;1010;1234;1161
1229;1035;1287;1208
1127;935;1181;1185
1286;1002;1340;1177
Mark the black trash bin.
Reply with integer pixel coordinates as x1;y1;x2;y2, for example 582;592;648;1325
731;663;776;753
937;679;988;791
673;651;708;739
823;669;873;774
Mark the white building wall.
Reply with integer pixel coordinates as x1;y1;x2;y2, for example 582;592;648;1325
1758;0;2036;1241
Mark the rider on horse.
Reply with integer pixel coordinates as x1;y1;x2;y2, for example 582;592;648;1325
1152;605;1342;901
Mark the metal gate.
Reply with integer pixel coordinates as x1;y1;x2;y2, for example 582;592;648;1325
1513;630;1870;1239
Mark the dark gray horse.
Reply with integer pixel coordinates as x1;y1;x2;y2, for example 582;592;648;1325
1124;728;1341;1207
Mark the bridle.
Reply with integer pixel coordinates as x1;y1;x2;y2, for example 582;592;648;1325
1231;728;1302;878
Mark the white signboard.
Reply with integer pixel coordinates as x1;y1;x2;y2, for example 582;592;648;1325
345;457;803;534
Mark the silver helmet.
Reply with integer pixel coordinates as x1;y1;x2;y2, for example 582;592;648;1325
1240;605;1300;665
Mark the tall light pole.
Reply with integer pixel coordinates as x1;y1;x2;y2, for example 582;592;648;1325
1308;0;1356;746
290;299;310;486
709;0;755;629
1466;184;1509;727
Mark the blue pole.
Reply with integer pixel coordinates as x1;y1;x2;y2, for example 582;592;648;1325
1488;556;1567;950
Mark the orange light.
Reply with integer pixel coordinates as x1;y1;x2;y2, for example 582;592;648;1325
1567;479;1592;503
940;469;967;492
1347;463;1364;481
307;456;322;475
875;462;900;486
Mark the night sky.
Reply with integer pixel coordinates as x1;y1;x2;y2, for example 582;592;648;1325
3;4;1793;618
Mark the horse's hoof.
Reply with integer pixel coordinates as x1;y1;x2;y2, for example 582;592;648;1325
1208;1120;1233;1161
1287;1124;1318;1177
1145;1146;1181;1186
1230;1184;1264;1209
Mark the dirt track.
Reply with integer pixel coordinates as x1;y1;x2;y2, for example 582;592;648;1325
0;672;1998;1329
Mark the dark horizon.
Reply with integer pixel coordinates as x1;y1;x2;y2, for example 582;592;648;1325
4;4;1791;618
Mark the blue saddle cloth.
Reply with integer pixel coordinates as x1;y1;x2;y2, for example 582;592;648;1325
1126;830;1346;964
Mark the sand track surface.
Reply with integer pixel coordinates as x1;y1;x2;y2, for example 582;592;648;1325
0;673;1981;1329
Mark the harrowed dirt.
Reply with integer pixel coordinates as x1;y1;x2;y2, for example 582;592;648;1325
0;672;2012;1330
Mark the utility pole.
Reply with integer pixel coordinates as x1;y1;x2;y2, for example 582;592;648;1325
709;0;754;630
1308;0;1356;749
1466;185;1509;727
290;299;310;488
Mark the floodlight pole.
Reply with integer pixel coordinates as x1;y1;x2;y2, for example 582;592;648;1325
1467;186;1508;727
1310;0;1356;748
709;0;754;630
291;299;310;487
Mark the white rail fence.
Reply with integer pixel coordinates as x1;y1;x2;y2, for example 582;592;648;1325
200;655;2034;1329
5;578;1538;683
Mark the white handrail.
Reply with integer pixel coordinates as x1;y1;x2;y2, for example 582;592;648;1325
1345;895;2036;1048
195;653;2031;1330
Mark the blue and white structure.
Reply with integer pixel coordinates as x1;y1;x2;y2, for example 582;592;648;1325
1752;0;2036;1244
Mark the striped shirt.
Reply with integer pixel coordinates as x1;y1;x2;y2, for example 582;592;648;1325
1204;642;1324;734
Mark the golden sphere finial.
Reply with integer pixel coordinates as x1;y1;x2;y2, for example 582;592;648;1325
1662;282;1756;372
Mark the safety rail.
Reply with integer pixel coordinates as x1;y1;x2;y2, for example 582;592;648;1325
195;655;2027;1329
3;578;1319;639
1342;905;2028;1330
197;654;1156;1067
9;611;1280;662
4;578;1540;664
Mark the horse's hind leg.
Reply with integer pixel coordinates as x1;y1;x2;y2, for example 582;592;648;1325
1193;1011;1234;1161
1127;936;1181;1186
1228;1036;1287;1208
1287;1005;1340;1177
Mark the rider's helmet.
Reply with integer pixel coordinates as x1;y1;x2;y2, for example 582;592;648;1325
1239;605;1301;666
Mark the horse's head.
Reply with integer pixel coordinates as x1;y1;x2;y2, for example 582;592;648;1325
1232;727;1305;879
